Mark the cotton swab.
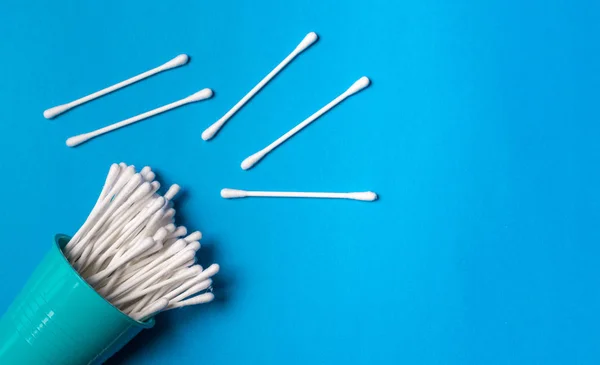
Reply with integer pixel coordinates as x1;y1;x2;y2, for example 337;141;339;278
167;292;215;310
44;54;190;119
168;280;213;304
66;88;213;147
221;188;378;201
201;32;318;141
132;298;169;321
164;184;181;201
170;226;188;238
241;76;371;170
184;231;202;243
64;163;219;321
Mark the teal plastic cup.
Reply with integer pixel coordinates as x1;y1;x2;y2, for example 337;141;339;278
0;234;155;365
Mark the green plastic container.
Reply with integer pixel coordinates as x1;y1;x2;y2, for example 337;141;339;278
0;234;155;365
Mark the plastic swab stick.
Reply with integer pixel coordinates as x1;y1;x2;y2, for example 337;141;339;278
44;55;190;119
66;89;213;147
201;32;318;141
67;164;121;250
221;188;378;201
86;238;155;285
70;173;144;260
241;76;370;170
106;239;188;290
114;240;187;286
106;249;196;300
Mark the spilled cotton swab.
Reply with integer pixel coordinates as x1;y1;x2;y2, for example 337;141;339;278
201;32;318;141
241;76;370;170
66;89;213;147
44;55;190;119
221;188;378;201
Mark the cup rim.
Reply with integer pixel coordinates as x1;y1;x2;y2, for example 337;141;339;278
53;234;156;329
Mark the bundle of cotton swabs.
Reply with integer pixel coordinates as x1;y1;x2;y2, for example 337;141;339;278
63;163;219;321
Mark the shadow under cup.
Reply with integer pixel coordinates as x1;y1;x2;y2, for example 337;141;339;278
0;234;155;365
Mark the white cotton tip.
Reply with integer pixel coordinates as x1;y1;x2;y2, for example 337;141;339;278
162;208;176;221
184;231;202;243
241;150;265;170
129;182;153;201
164;223;176;234
182;258;197;268
150;240;164;253
348;191;378;201
345;76;371;96
180;249;197;262
198;278;213;291
104;164;121;188
185;241;200;252
148;196;166;211
166;239;187;255
144;171;156;182
140;166;151;175
295;32;319;53
164;184;180;200
172;279;213;302
171;226;188;238
179;292;215;306
153;227;169;242
152;297;170;310
202;263;220;278
188;265;203;275
118;173;143;200
201;122;221;141
133;237;156;255
190;277;213;291
43;104;70;119
149;181;161;195
161;54;190;70
140;166;155;182
185;88;213;103
66;133;92;147
135;298;169;320
220;188;247;199
108;163;121;176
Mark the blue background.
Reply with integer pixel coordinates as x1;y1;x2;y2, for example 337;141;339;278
1;0;599;364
